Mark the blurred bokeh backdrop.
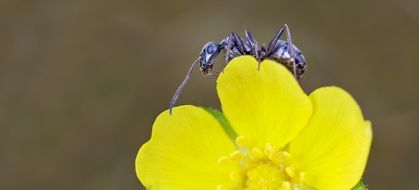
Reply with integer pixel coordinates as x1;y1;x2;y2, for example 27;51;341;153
1;0;418;189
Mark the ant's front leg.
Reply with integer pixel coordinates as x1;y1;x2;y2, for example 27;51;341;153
225;33;235;63
224;33;244;63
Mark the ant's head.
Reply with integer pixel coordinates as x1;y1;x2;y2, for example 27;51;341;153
199;42;220;75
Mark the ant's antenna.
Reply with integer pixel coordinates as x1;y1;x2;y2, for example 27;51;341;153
169;57;200;115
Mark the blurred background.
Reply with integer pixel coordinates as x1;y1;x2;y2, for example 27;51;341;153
1;0;418;189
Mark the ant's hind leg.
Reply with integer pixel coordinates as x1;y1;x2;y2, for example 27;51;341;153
232;32;246;54
267;26;285;55
284;24;297;77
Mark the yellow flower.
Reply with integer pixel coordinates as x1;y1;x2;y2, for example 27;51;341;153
136;56;372;190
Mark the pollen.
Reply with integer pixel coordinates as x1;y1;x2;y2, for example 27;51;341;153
230;150;244;160
216;136;307;190
235;135;249;147
282;181;291;190
285;167;295;178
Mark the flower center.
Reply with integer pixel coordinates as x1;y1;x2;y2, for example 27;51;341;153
217;136;305;190
244;162;284;190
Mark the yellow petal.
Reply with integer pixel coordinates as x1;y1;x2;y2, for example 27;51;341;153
136;105;237;190
289;87;372;190
217;56;312;148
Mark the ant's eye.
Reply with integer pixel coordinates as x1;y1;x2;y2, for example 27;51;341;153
207;44;216;54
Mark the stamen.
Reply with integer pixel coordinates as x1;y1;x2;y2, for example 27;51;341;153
230;150;244;160
217;142;307;189
270;151;282;165
285;166;295;178
235;136;248;147
264;143;276;159
282;181;291;190
251;147;265;160
282;151;291;159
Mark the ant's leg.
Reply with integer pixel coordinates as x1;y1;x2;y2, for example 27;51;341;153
169;58;200;114
225;33;243;63
245;30;259;60
267;26;285;55
225;33;235;63
245;30;262;69
284;24;297;77
232;32;246;54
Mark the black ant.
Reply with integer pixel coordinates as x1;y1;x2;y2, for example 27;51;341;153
169;24;306;114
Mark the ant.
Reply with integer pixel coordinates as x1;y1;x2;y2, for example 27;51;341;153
169;24;306;114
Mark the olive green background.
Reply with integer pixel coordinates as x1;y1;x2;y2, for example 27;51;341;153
1;0;418;189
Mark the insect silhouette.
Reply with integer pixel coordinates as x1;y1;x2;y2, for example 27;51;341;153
169;24;306;114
